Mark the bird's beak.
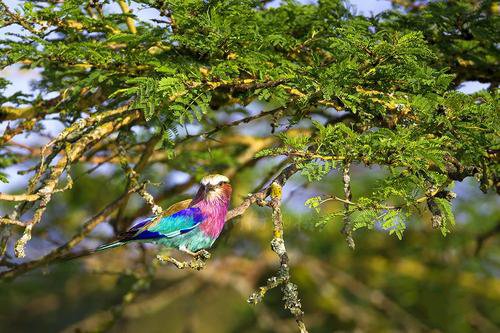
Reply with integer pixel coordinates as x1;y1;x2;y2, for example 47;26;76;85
205;184;216;192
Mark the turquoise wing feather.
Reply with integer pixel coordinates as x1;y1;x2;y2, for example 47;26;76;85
95;207;206;252
128;207;205;241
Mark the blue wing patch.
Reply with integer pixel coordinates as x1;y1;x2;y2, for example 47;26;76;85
129;217;154;232
129;207;204;241
131;229;163;240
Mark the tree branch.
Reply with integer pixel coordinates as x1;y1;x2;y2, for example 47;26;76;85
0;0;41;34
179;107;285;144
248;181;308;333
0;193;40;202
226;164;299;222
341;161;355;249
1;106;141;258
0;183;144;280
117;0;137;34
114;135;161;231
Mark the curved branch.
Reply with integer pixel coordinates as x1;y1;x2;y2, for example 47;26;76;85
226;164;299;222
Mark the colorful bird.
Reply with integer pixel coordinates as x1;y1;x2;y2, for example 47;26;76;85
96;174;232;257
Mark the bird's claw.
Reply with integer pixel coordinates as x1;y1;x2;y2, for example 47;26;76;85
156;254;168;261
194;249;211;260
156;252;209;271
156;254;179;265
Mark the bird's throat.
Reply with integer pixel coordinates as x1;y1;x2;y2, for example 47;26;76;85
195;195;230;238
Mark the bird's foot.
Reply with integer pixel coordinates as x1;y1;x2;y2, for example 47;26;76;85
156;253;208;271
194;249;211;260
179;246;211;260
156;255;187;269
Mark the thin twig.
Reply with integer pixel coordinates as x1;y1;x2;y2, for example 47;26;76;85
179;107;285;144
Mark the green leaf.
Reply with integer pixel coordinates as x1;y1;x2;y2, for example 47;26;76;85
0;172;9;183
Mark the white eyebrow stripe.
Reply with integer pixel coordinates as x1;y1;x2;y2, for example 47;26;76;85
200;174;229;186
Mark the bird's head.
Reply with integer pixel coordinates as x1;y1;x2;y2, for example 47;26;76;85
196;174;232;203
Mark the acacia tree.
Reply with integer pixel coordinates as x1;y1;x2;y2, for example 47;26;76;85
0;0;498;332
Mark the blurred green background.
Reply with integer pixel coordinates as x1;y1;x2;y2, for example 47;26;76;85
1;168;499;332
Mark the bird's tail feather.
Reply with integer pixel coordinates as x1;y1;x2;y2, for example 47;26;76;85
59;241;125;262
95;240;126;252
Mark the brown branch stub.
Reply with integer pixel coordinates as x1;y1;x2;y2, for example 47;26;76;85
427;197;443;229
248;181;308;333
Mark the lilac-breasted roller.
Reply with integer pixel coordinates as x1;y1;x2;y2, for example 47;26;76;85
96;174;232;256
